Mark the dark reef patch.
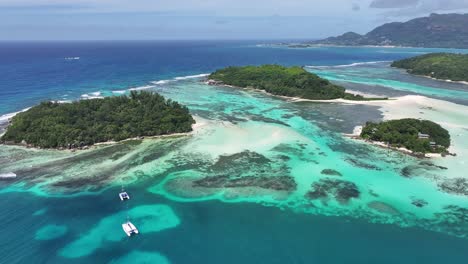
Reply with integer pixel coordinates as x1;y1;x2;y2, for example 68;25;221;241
271;143;305;157
208;150;273;175
191;109;247;124
411;197;428;208
328;141;373;158
367;201;400;215
438;178;468;196
401;166;416;177
320;169;342;177
244;114;290;127
345;158;381;171
419;161;448;170
185;150;296;192
193;175;297;192
12;137;190;192
14;142;140;182
129;138;189;166
433;205;468;237
306;179;360;204
401;161;448;178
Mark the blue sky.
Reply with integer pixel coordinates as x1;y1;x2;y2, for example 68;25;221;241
1;0;467;40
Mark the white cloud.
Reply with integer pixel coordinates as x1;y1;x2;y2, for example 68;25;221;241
370;0;468;17
370;0;419;9
0;0;372;16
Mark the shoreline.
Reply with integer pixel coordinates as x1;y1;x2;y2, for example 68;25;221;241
343;126;444;159
391;66;468;86
279;43;414;49
332;95;467;160
277;43;468;50
420;74;468;86
205;80;388;103
1;116;207;152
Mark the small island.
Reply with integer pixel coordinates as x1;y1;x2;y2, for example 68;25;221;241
1;91;195;149
392;53;468;82
360;118;450;155
208;65;386;101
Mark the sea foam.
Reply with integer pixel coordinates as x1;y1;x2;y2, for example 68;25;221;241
151;73;209;85
0;172;17;179
174;73;209;80
81;91;104;99
306;61;391;69
128;85;156;91
0;108;31;125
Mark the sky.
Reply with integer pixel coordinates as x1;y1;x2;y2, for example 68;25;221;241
1;0;467;40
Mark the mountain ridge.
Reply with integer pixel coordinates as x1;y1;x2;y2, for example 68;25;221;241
309;13;468;49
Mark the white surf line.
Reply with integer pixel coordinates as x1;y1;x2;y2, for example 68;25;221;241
305;61;392;69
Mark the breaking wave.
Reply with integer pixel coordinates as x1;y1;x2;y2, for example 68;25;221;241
81;91;104;99
0;108;31;125
306;61;391;69
151;73;209;85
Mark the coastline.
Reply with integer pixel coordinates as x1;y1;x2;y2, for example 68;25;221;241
1;116;206;152
420;73;468;86
280;43;412;49
343;125;443;159
205;80;388;102
391;66;468;86
329;95;467;160
205;79;456;158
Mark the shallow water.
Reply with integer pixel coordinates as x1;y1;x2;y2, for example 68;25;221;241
0;41;467;263
307;62;468;105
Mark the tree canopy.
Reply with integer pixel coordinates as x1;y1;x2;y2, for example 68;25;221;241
1;91;195;149
360;118;450;154
208;65;380;100
392;53;468;82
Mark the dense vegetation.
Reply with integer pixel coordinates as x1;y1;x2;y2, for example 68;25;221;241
208;65;380;100
1;91;195;149
391;53;468;82
310;13;468;49
360;119;450;153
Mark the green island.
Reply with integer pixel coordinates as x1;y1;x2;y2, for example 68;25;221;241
360;118;450;154
208;65;386;101
391;53;468;82
0;91;195;149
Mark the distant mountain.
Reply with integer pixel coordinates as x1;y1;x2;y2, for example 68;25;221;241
310;13;468;49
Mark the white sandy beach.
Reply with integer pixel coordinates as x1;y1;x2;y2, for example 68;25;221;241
293;94;468;171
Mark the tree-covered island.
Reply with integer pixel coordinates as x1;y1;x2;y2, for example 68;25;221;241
1;91;195;149
392;53;468;82
360;118;450;154
208;65;387;101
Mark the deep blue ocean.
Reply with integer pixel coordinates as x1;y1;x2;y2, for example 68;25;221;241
3;40;462;115
1;41;468;263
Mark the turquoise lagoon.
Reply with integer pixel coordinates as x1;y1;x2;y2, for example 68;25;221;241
0;42;467;263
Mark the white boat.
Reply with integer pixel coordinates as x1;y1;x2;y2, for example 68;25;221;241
119;191;130;201
122;221;139;236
